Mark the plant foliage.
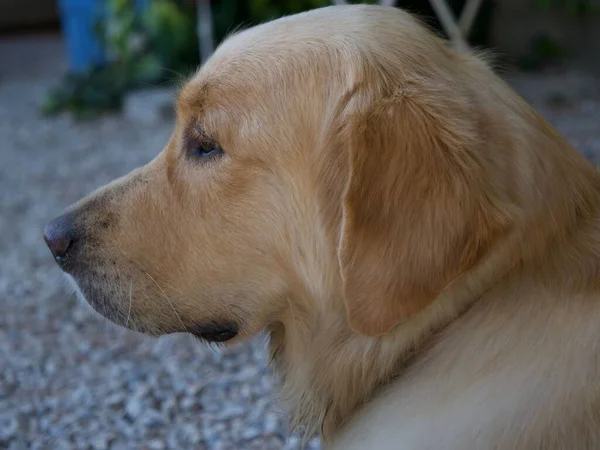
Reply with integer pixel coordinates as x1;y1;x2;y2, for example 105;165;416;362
536;0;598;16
43;0;197;119
42;0;493;118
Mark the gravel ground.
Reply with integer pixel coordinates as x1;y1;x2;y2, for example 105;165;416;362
1;35;599;450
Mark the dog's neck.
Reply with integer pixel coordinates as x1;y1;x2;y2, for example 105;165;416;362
269;160;600;443
269;206;600;442
266;87;600;440
268;223;527;441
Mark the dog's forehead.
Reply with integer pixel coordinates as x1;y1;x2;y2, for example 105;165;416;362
175;5;421;126
177;5;380;116
176;43;285;120
176;45;310;122
176;76;210;119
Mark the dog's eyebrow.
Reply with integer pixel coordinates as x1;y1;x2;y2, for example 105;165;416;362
193;125;212;141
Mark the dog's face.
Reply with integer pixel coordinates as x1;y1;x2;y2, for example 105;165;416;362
43;16;343;343
44;64;315;342
44;6;512;344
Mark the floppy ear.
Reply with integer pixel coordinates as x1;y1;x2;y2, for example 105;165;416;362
338;90;503;337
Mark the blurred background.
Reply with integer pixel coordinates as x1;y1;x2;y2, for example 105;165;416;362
1;0;599;449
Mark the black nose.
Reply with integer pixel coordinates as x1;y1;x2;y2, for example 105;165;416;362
43;214;75;262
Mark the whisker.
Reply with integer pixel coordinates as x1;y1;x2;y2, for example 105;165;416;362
286;295;296;326
156;279;195;302
145;272;189;333
160;67;189;80
125;281;133;330
111;281;134;350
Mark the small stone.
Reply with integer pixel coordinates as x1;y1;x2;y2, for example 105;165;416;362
106;392;125;407
125;386;149;420
241;426;261;441
146;439;166;450
160;397;177;421
180;422;202;444
0;416;19;439
180;396;200;411
123;89;176;126
264;412;279;434
165;428;180;449
109;444;130;450
125;397;142;420
215;404;245;420
90;432;110;450
140;409;165;429
284;435;301;450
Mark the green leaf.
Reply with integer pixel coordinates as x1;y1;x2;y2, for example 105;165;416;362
133;54;164;84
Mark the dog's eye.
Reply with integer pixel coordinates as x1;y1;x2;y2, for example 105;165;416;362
189;142;224;160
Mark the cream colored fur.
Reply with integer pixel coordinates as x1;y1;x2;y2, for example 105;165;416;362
50;5;600;449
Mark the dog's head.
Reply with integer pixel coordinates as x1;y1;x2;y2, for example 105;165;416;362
44;5;519;345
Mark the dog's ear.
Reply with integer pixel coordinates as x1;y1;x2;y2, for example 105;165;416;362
338;89;504;337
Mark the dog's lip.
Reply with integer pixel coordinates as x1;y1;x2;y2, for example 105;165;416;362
187;322;239;343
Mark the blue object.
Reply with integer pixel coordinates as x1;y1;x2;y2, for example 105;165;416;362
134;0;150;11
57;0;106;73
58;0;151;74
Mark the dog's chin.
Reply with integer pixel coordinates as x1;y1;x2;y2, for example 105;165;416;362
63;273;241;342
63;273;112;318
62;272;152;333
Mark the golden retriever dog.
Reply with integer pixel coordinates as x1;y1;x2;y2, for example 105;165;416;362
43;4;600;449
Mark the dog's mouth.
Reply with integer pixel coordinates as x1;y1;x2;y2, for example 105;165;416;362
71;277;240;343
51;236;243;343
188;321;239;343
71;279;241;343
